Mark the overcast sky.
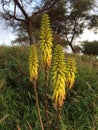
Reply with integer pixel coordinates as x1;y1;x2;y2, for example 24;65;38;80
0;25;98;46
0;25;15;45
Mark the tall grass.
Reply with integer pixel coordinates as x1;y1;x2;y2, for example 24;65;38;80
0;46;98;130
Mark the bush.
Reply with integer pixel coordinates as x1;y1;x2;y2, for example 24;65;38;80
0;46;98;129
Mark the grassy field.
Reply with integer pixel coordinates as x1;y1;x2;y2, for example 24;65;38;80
0;46;98;130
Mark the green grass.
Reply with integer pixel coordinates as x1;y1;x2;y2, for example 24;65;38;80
0;46;98;130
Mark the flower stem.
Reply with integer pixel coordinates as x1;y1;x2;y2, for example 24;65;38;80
44;66;50;130
33;80;44;130
55;105;61;130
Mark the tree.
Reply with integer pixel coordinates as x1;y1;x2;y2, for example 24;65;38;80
14;0;96;52
0;0;60;45
0;0;96;53
82;41;98;56
47;0;96;53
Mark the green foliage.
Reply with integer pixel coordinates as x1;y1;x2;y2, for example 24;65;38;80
0;87;41;130
0;46;98;129
82;40;98;56
0;46;30;88
70;0;94;13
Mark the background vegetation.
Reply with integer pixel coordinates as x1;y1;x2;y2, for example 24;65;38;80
0;45;98;130
81;41;98;56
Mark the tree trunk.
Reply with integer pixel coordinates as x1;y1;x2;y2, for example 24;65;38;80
65;35;76;53
69;42;76;53
28;19;35;45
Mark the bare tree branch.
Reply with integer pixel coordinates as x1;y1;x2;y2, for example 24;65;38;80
14;2;16;16
2;1;26;23
34;0;60;14
14;0;29;21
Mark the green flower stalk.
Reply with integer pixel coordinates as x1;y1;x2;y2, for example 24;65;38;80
29;45;44;130
52;45;66;108
40;14;53;68
29;45;38;81
66;58;77;89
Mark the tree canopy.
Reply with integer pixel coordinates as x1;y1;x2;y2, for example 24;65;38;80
48;0;97;53
82;41;98;56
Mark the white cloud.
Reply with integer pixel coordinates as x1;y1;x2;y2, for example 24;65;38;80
0;25;15;45
79;29;98;41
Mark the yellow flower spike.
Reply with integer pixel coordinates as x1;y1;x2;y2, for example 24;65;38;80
40;14;53;68
29;45;38;82
51;45;66;108
66;58;77;89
